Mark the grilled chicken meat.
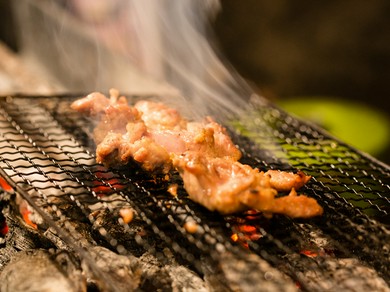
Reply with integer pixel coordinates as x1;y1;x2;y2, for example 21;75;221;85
72;90;323;218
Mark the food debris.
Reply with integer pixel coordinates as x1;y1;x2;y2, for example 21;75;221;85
167;184;178;197
119;208;134;224
184;221;198;234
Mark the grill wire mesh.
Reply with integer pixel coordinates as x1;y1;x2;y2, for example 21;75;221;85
0;94;389;291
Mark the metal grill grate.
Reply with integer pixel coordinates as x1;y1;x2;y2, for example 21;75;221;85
0;94;389;291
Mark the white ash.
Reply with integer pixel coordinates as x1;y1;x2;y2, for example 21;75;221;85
0;249;86;292
216;252;298;292
87;246;210;292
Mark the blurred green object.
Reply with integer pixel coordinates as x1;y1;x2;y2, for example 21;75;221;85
278;97;390;157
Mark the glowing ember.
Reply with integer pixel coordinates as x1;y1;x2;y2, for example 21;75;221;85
20;207;37;230
237;225;256;233
230;233;239;242
93;168;125;195
300;249;320;258
228;210;266;248
0;176;14;193
0;217;8;236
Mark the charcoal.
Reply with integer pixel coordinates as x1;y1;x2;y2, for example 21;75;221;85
84;247;140;292
130;250;209;291
0;249;86;292
0;205;53;271
215;252;297;292
282;254;390;291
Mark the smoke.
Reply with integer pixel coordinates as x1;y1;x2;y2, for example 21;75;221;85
14;0;260;118
127;0;256;117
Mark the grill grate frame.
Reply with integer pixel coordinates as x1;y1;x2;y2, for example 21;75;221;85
0;94;389;291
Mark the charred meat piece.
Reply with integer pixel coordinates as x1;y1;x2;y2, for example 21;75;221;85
71;90;323;218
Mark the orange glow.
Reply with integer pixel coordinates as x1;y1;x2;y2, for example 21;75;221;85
238;225;256;233
241;242;249;249
300;250;318;258
231;233;239;242
93;170;125;194
0;221;8;235
0;177;13;193
229;211;264;248
92;178;124;194
21;209;37;230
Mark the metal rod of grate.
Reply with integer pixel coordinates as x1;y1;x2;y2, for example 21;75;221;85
0;95;389;291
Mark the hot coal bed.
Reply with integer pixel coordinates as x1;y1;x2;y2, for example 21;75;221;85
0;94;389;292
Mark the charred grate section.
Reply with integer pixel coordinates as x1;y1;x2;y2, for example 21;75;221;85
0;94;389;291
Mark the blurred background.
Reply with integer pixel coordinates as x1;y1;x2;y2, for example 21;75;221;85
0;0;389;163
213;0;390;164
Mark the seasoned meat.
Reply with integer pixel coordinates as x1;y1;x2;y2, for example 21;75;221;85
267;170;311;192
172;153;322;217
72;90;323;218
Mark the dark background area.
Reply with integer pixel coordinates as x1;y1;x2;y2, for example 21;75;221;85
0;0;17;51
213;0;390;163
213;0;390;113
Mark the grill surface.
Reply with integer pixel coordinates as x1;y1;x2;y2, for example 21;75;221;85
0;94;389;291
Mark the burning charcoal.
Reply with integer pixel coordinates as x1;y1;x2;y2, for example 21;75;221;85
128;251;209;291
129;251;175;290
15;193;41;230
210;252;297;292
281;254;390;291
0;249;86;292
328;258;390;291
0;204;54;271
167;265;209;291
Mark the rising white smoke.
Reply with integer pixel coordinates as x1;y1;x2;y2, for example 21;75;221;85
14;0;260;117
125;0;257;117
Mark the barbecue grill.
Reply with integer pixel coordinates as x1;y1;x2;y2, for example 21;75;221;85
0;94;389;291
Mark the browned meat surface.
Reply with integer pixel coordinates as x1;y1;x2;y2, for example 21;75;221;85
71;90;323;218
267;170;311;192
